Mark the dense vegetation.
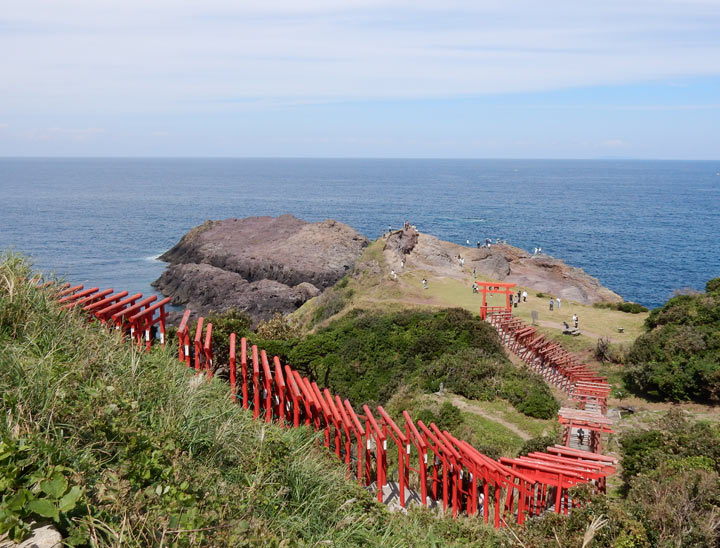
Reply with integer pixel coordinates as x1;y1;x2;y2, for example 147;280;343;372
207;307;559;419
624;277;720;402
616;410;720;547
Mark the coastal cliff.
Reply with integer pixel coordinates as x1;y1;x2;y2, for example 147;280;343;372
152;215;369;320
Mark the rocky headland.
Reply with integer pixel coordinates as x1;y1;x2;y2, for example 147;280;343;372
383;228;621;304
153;215;369;321
154;215;621;324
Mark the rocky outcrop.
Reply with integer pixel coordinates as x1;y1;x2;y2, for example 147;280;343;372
153;215;368;321
383;228;621;305
0;522;61;548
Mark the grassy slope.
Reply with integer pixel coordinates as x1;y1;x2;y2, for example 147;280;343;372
1;255;509;547
296;239;647;347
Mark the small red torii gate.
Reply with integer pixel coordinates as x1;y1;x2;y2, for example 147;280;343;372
475;281;517;320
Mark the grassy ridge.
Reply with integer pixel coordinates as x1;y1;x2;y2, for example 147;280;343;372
0;254;506;547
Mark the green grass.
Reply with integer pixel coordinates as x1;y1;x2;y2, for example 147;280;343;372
1;253;512;547
456;413;525;456
455;397;556;439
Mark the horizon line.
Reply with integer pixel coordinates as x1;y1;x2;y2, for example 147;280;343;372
1;156;719;162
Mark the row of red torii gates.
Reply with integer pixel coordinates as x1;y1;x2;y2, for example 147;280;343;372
476;280;615;457
39;279;616;526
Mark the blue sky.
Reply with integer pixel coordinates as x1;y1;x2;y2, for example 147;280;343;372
1;1;719;159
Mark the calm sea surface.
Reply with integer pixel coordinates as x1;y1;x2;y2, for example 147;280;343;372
1;158;718;308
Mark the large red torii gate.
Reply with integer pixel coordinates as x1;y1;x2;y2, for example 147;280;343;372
475;281;517;320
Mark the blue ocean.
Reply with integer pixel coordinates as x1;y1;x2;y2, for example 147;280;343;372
1;158;718;308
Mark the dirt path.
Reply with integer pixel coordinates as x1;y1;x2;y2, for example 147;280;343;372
445;395;532;441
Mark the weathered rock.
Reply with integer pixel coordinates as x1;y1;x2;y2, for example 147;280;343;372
0;522;61;548
383;229;621;305
154;215;367;320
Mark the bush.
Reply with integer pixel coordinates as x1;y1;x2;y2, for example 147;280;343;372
535;292;545;298
617;302;649;314
595;336;623;364
626;459;720;547
255;312;301;340
517;435;559;457
416;403;463;432
593;301;648;313
619;409;720;487
707;277;720;294
625;277;720;402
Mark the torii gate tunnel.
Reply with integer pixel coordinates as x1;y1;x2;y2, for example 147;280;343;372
476;281;517;320
39;278;614;527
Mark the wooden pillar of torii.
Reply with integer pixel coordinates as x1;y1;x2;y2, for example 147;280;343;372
475;281;517;320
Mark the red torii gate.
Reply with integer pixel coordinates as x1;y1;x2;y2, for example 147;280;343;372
475;281;517;320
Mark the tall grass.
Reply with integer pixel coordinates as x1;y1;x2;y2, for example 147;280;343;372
0;252;505;547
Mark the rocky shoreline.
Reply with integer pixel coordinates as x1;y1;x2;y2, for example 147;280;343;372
153;215;620;323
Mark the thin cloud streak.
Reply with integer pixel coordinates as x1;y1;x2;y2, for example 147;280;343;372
2;1;720;113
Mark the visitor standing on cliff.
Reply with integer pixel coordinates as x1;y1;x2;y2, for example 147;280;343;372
522;290;527;302
549;298;554;311
557;297;562;310
422;279;428;289
573;313;579;328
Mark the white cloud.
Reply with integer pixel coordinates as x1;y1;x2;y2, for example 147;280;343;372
1;1;719;115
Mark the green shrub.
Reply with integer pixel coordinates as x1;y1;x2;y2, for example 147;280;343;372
706;277;720;293
535;292;545;298
593;301;648;313
625;277;720;402
437;402;463;431
617;302;649;314
416;403;463;432
516;435;559;457
619;409;720;487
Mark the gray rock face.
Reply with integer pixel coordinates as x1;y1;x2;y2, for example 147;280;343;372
472;248;511;279
153;215;368;320
0;522;61;548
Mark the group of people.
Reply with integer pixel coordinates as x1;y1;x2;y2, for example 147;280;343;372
474;237;504;249
532;247;543;255
385;220;415;237
507;289;529;307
